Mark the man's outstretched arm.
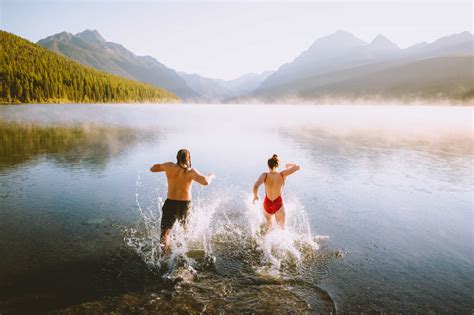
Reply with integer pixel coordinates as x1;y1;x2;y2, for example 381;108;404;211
150;162;171;172
191;169;215;186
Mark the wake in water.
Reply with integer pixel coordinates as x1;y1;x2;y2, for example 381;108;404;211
125;173;331;283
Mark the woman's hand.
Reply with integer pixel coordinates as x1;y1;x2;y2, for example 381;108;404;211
253;195;259;205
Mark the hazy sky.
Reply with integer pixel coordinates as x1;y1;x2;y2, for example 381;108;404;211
1;0;472;80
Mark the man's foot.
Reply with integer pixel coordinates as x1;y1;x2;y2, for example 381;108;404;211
160;243;170;256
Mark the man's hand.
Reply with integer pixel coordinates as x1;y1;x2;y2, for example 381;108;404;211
207;173;215;184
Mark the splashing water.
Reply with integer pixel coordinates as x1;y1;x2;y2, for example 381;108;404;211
125;173;330;286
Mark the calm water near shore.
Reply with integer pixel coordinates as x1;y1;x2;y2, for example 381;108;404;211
0;104;473;313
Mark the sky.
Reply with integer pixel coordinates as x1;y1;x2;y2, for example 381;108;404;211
1;0;472;80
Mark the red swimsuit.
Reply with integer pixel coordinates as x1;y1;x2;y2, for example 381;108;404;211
263;172;284;215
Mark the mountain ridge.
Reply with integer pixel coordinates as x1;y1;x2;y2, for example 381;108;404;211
178;70;274;102
38;30;199;100
35;29;474;104
252;30;474;102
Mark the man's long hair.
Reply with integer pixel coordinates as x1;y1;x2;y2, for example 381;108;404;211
176;149;192;170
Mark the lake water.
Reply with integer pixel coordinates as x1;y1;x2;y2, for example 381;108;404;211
0;104;473;313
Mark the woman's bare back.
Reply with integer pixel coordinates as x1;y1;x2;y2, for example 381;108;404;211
264;172;285;200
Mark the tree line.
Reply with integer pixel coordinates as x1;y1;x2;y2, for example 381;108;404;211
0;31;178;104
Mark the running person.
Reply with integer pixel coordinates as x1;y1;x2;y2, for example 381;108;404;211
252;154;300;230
150;149;215;253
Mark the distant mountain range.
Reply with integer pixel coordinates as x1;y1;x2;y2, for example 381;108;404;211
251;30;474;102
35;29;474;104
178;71;273;102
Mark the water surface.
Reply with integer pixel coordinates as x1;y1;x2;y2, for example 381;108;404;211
0;104;472;313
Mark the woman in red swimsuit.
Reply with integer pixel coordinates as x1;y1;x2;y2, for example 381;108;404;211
252;154;300;230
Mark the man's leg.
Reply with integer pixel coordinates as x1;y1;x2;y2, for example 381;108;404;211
160;228;171;254
160;199;177;254
275;206;286;230
177;201;191;233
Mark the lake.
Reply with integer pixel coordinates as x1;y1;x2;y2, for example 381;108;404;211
0;104;472;313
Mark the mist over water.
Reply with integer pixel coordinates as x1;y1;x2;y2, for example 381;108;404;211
0;104;472;313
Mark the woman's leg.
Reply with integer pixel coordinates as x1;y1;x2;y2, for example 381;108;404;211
275;206;286;230
262;209;273;231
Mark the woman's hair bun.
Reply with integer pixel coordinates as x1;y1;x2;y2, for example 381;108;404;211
267;154;280;169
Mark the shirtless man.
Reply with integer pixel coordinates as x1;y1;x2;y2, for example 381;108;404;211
150;149;215;253
253;154;300;230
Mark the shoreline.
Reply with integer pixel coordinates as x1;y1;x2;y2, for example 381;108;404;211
1;101;473;107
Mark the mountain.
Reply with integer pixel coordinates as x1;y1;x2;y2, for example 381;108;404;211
405;31;474;57
257;30;370;91
0;31;177;104
256;31;414;93
177;73;232;102
225;71;274;96
252;31;474;103
297;56;474;102
76;29;105;44
38;30;198;100
28;28;474;104
179;71;273;102
369;34;399;51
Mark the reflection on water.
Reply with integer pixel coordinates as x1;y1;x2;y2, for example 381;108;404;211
0;104;473;313
0;122;152;170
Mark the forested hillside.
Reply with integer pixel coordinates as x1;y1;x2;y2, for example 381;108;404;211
0;31;178;104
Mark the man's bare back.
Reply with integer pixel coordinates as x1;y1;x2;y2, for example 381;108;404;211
150;162;212;201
